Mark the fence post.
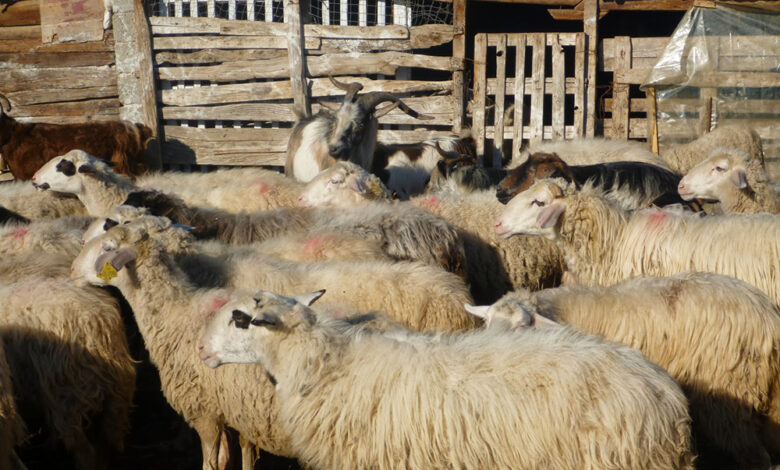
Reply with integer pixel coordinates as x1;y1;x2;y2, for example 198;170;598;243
286;0;311;119
112;0;162;170
452;0;467;133
583;0;598;138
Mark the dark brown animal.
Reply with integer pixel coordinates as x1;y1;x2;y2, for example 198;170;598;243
0;93;152;180
495;152;696;210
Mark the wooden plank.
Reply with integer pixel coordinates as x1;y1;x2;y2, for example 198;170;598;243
160;78;452;106
284;0;311;119
473;33;487;164
376;129;462;143
551;33;565;140
487;32;579;47
0;51;114;68
647;86;659;154
0;0;41;27
528;33;545;144
161;96;455;124
572;32;585;137
155;48;287;65
150;16;410;39
486;77;579;95
11;98;120;117
157;51;458;81
642;71;780;88
512;34;527;162
451;0;467;132
152;34;322;50
39;0;104;43
486;125;579;141
0;25;40;40
584;0;597;137
6;85;118;106
612;36;631;140
719;56;780;72
16;113;121;124
0;33;114;53
0;66;116;92
493;33;507;168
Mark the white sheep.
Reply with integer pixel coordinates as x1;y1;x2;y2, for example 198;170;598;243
678;147;779;214
495;180;780;305
0;180;86;219
198;289;695;470
297;161;392;208
510;137;672;170
31;149;302;216
0;336;26;470
466;272;780;468
661;124;764;175
0;215;93;259
0;269;135;470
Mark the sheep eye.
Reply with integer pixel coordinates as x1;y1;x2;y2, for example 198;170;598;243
714;166;726;172
329;176;345;185
230;310;251;329
531;199;545;207
103;218;119;230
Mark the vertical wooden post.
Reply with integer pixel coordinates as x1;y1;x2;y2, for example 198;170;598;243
572;32;585;137
113;0;162;170
473;33;487;166
647;86;659;154
512;34;527;163
528;33;546;144
285;0;311;119
612;36;630;140
583;0;598;137
551;33;565;140
451;0;467;133
493;34;507;168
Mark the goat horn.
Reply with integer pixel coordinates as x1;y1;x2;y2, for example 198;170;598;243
0;93;10;115
329;76;363;103
358;92;435;120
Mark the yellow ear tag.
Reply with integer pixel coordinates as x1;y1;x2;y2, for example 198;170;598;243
97;262;118;281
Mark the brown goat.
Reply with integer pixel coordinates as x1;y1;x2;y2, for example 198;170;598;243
0;93;151;180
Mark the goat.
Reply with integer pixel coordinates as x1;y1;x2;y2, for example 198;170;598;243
426;141;507;194
284;77;433;182
495;152;698;211
0;93;151;180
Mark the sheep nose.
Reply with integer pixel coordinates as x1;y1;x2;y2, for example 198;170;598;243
677;181;687;193
494;219;503;229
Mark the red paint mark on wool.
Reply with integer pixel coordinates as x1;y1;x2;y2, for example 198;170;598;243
419;196;441;212
253;180;270;195
12;228;29;239
207;297;229;313
303;235;325;257
648;210;668;230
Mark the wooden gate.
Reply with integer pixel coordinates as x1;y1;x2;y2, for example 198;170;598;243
472;32;588;167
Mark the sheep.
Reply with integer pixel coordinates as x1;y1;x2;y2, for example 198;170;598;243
0;180;87;219
198;289;695;470
31;149;304;216
678;146;780;214
466;272;780;468
285;77;433;182
122;190;468;279
0;206;28;225
0;93;151;179
495;179;780;305
373;133;476;199
0;336;26;470
510;137;672;170
423;139;508;195
661;124;764;175
297;161;392;208
70;221;475;469
0;268;135;470
495;151;696;211
298;173;562;303
0;215;93;259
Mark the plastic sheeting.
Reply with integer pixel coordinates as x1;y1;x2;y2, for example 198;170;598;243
641;4;779;179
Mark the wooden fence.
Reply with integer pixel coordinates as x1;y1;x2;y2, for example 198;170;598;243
471;32;588;167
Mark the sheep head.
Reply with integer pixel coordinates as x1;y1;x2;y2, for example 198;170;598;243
82;205;149;245
496;152;574;205
494;179;567;240
198;290;326;370
71;224;146;288
31;149;113;194
298;161;391;208
464;294;558;330
677;147;752;203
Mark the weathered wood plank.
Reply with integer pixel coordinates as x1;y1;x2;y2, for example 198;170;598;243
6;86;118;106
0;25;40;40
473;33;487;163
487;32;579;47
0;51;114;68
486;78;580;97
647;86;659;154
0;34;114;53
152;35;322;50
551;33;565;140
285;0;310;119
11;98;121;117
451;0;467;132
572;32;585;137
160;78;452;106
16;113;121;124
0;66;117;92
584;0;597;137
162;96;455;124
486;125;579;141
320;24;458;53
155;48;287;65
612;36;631;140
512;34;527;162
157;52;458;81
0;0;41;27
640;71;780;87
493;33;507;167
528;33;545;144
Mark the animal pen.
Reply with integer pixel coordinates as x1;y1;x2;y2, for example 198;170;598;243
0;0;777;178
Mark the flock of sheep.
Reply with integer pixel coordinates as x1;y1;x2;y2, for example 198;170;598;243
0;83;779;470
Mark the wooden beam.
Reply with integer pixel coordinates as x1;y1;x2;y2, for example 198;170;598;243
451;0;467;133
284;0;310;119
512;34;527;162
611;36;631;140
551;33;565;140
528;33;546;144
493;34;507;167
0;0;41;27
584;0;598;137
473;33;487;164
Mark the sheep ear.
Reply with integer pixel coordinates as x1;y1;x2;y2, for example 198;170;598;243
94;248;136;279
536;203;565;229
294;289;326;307
730;168;748;189
532;314;559;328
347;176;367;195
464;303;490;320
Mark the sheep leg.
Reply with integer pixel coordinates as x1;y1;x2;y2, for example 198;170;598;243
193;419;228;470
240;437;257;470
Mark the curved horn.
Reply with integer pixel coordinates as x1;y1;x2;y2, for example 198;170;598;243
358;92;434;120
329;76;363;103
0;93;10;115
